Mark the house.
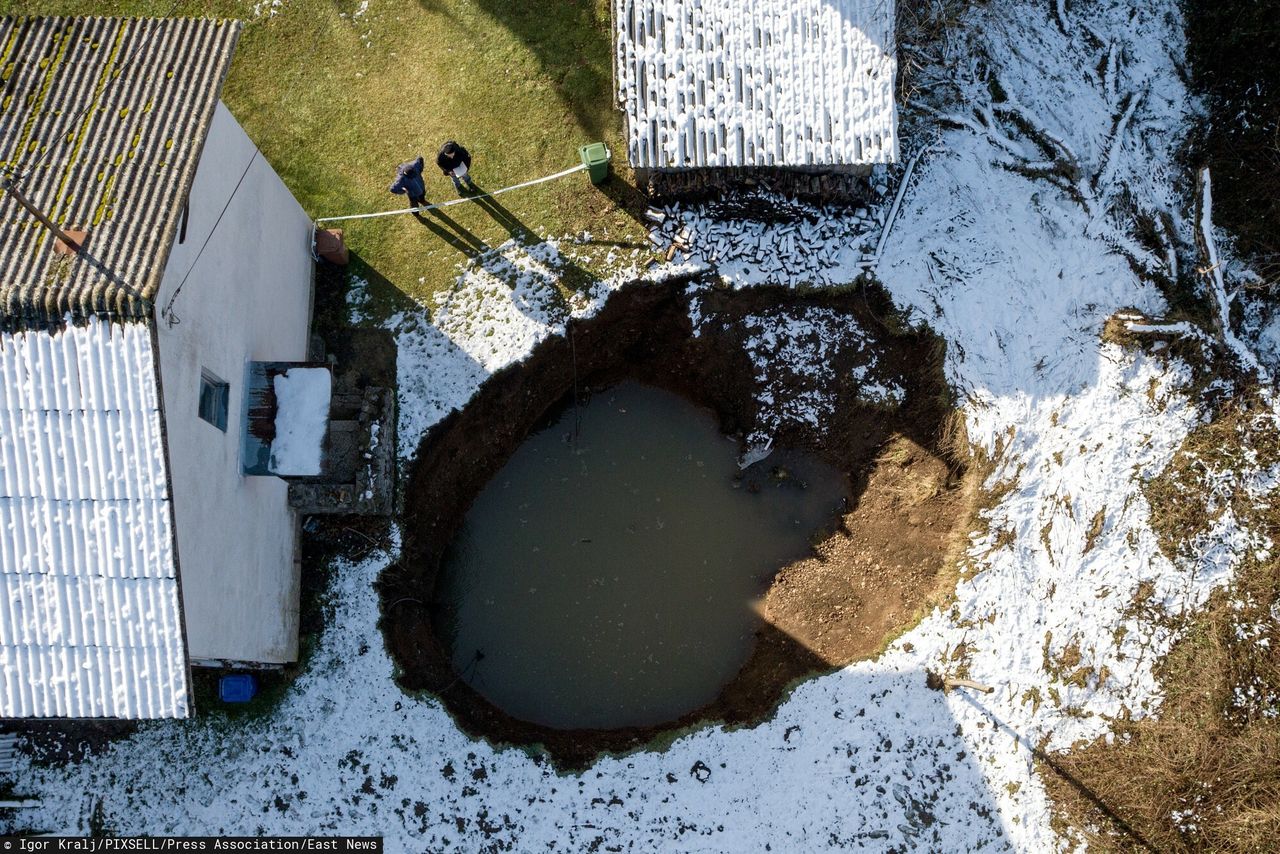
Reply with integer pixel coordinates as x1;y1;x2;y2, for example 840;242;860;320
613;0;898;178
0;17;325;718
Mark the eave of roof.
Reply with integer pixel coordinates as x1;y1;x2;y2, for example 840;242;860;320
0;17;242;324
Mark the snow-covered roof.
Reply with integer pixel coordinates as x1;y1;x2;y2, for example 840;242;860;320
0;318;189;719
0;17;241;324
614;0;898;170
269;367;332;476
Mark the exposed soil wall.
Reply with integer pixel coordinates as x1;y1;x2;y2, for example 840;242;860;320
382;279;975;768
639;167;880;206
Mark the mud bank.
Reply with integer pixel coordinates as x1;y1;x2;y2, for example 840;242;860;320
382;279;976;768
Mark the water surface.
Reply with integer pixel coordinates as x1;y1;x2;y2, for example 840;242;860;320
434;382;847;729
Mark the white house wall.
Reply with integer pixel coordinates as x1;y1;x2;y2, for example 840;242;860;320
153;103;313;665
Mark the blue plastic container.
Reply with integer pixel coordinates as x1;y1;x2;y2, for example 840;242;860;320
218;673;259;703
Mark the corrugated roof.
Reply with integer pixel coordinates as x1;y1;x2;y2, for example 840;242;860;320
0;17;241;323
0;317;189;719
615;0;898;170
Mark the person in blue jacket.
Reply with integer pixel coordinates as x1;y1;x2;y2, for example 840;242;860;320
389;156;428;212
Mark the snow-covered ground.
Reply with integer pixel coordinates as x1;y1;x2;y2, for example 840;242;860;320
5;0;1276;849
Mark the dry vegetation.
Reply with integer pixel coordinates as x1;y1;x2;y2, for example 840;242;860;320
1049;8;1280;840
895;0;986;116
1046;398;1280;852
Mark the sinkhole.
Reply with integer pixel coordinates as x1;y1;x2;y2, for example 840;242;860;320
433;381;849;730
384;281;975;766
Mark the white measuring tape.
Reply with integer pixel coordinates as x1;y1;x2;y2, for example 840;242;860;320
315;162;589;224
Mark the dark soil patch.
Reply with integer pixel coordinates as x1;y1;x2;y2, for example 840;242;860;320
0;720;138;767
382;278;976;768
1186;0;1280;278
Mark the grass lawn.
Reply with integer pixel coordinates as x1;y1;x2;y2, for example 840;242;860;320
5;0;652;311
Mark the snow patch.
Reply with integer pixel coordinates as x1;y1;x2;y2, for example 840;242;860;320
651;196;883;288
270;368;332;476
345;275;371;324
736;306;902;449
250;0;284;19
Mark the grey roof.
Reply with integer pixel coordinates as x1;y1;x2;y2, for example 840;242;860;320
0;17;241;323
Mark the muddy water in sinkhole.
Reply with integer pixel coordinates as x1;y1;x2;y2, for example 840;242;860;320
432;382;849;730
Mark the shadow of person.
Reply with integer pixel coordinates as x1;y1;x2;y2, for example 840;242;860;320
953;690;1161;852
464;184;537;244
592;172;653;230
415;203;489;258
465;0;611;141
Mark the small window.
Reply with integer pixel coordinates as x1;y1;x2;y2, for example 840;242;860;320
198;369;229;431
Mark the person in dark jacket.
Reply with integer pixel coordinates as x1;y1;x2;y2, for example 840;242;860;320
436;141;477;194
389;156;428;211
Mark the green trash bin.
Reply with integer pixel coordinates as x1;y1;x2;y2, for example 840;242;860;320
579;142;611;184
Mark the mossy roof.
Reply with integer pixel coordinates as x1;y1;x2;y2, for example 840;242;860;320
0;17;241;324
